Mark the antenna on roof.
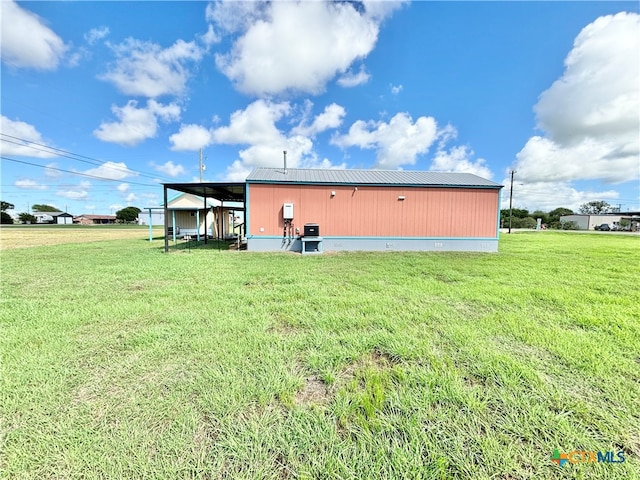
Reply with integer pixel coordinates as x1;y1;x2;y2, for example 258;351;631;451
283;150;287;174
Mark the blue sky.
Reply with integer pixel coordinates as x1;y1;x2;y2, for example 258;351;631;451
1;1;638;216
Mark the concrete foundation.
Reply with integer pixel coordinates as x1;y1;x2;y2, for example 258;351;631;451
247;236;499;253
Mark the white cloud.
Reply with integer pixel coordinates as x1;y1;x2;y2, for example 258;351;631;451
337;65;371;88
0;0;69;70
391;84;403;95
501;178;620;212
431;146;493;180
513;12;639;185
299;157;348;171
84;161;137;181
0;116;57;158
332;112;438;168
205;1;269;35
14;179;47;190
125;193;138;203
213;100;290;145
169;124;213;151
514;136;636;184
362;0;408;21
153;160;185;177
109;204;123;212
292;103;346;137
57;189;89;200
93;99;180;146
213;99;344;181
201;24;220;46
214;1;395;96
100;38;204;97
85;26;109;45
117;183;129;192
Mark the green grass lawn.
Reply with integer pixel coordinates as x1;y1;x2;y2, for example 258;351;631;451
1;232;639;479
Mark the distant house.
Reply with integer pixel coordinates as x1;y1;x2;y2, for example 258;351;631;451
74;214;116;225
33;211;74;224
54;212;74;224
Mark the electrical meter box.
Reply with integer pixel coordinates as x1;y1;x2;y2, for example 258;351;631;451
283;203;294;220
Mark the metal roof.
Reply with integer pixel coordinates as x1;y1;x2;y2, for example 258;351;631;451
246;168;502;188
163;182;246;202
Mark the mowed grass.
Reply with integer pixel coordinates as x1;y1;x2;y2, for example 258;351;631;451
0;224;151;250
1;229;638;479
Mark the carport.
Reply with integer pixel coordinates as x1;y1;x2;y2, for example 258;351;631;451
162;182;246;253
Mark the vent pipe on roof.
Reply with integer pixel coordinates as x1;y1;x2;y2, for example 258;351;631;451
283;150;287;174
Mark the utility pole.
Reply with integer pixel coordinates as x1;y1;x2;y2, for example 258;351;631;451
508;170;516;234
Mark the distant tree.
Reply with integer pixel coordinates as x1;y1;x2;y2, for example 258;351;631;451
501;208;529;219
578;201;611;215
500;208;531;229
32;204;61;212
546;207;574;229
510;216;537;229
1;212;13;224
531;210;549;225
116;206;141;223
18;213;37;224
1;201;15;211
548;207;574;221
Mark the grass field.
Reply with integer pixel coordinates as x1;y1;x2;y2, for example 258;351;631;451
0;225;151;250
1;228;639;479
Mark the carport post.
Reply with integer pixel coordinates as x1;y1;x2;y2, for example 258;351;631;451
196;210;201;242
204;195;208;245
163;186;169;252
148;208;153;242
172;210;176;242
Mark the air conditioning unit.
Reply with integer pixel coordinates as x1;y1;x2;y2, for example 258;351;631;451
304;223;319;237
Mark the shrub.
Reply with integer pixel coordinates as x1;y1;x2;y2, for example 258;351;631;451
560;221;579;230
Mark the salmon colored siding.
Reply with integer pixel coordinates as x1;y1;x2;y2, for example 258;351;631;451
248;184;499;238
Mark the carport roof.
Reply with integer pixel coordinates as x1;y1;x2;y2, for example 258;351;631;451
163;182;245;202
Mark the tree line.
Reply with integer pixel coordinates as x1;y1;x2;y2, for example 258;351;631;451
0;202;141;224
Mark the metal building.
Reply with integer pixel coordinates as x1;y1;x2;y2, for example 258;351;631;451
163;167;503;253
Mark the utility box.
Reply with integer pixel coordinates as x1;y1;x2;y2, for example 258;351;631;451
304;223;319;237
283;203;294;220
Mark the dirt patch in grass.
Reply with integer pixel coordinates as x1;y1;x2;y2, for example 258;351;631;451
193;416;221;447
274;452;294;479
268;312;302;336
295;374;330;406
621;433;640;458
337;348;401;382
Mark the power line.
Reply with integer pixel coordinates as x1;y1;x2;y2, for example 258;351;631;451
0;133;176;182
0;156;160;187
